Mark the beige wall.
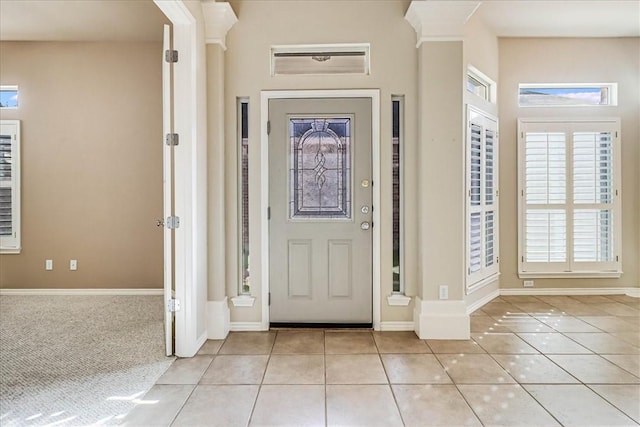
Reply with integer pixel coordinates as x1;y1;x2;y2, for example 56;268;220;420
499;37;640;289
223;0;417;322
0;41;164;289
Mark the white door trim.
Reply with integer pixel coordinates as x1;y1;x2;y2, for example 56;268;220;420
260;89;381;330
154;0;208;357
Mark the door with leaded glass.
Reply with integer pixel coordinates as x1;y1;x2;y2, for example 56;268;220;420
268;97;372;324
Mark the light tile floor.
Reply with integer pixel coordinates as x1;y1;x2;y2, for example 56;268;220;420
123;295;640;426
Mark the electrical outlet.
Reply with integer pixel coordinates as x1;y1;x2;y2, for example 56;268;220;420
70;260;77;271
523;280;534;287
45;259;53;271
439;285;449;300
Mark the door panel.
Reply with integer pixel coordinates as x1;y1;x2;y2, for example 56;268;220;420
269;98;372;324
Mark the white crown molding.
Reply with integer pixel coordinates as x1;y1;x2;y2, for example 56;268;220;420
201;1;237;49
405;0;481;47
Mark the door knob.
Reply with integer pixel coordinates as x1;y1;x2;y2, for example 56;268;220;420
360;221;370;230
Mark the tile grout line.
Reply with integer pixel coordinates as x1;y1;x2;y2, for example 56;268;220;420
372;332;407;427
244;331;276;427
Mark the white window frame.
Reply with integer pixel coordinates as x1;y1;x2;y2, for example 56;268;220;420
518;118;622;278
466;65;497;105
466;106;499;293
518;83;618;107
0;120;21;253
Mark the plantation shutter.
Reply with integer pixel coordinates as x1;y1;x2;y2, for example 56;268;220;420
0;120;20;253
523;131;567;266
466;107;499;291
519;119;620;275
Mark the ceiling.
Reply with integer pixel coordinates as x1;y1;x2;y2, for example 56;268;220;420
476;1;640;38
0;0;638;42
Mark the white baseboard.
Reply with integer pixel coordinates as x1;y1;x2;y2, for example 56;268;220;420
500;287;640;298
379;321;415;331
414;297;470;339
467;288;500;315
0;288;163;296
626;288;640;298
230;322;267;331
207;297;230;339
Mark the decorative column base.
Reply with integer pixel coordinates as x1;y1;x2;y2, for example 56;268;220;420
207;297;230;339
414;296;470;339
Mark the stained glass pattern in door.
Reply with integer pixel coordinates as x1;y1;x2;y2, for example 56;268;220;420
289;118;351;219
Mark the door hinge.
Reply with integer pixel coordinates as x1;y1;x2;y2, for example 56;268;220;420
165;49;178;63
267;121;271;135
166;133;179;146
268;292;271;306
497;257;499;263
167;298;181;312
616;255;619;262
267;207;271;220
166;216;180;229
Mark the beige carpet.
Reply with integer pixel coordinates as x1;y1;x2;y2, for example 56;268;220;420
0;295;174;426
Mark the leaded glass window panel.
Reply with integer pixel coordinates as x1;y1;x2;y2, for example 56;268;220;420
289;118;351;220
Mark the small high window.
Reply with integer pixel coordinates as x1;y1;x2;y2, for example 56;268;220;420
519;84;617;107
271;44;370;76
0;86;18;109
466;66;496;103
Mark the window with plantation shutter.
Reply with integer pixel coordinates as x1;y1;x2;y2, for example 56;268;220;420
0;120;20;253
518;119;621;277
466;107;499;292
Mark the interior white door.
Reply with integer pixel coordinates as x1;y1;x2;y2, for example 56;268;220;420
162;24;174;356
269;98;373;324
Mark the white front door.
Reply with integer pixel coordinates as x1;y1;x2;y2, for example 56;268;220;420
269;97;373;324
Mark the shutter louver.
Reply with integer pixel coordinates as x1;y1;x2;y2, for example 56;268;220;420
0;135;12;237
470;124;481;206
485;210;494;267
526;209;566;262
525;132;566;204
485;129;494;205
573;132;613;204
469;212;481;273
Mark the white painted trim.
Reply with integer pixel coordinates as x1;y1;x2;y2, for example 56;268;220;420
379;321;415;331
466;288;500;315
518;271;622;279
405;1;481;47
230;322;266;331
626;289;640;298
387;294;412;306
413;297;470;339
231;295;256;307
500;287;640;297
207;297;230;339
154;0;208;358
467;273;500;295
201;1;237;50
260;89;381;330
416;36;464;46
0;288;164;296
